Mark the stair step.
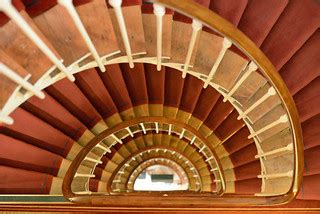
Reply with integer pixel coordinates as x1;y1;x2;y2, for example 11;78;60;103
260;0;320;70
0;10;57;84
76;0;120;60
238;0;289;47
31;4;90;66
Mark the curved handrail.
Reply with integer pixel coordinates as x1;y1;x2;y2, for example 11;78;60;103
150;0;303;201
107;145;218;193
62;116;226;201
60;0;303;206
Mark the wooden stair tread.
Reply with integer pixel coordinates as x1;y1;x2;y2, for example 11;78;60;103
0;11;56;84
142;12;172;57
76;0;119;57
109;6;146;55
32;4;89;66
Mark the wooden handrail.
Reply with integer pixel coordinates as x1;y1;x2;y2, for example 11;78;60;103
60;0;303;206
116;156;195;192
151;0;303;203
62;117;226;201
108;147;203;193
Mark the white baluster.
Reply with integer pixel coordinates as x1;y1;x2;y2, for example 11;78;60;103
210;167;218;172
168;124;172;135
75;191;92;195
58;0;105;72
205;156;213;162
223;61;258;102
190;136;196;145
155;122;159;133
0;111;13;125
258;170;293;179
0;0;75;81
84;157;102;164
95;143;111;153
139;123;146;134
179;129;185;139
248;115;288;139
203;38;232;88
153;4;165;71
125;127;134;137
108;0;134;68
75;173;95;178
112;134;122;144
238;87;276;120
255;144;293;159
0;63;45;99
199;145;205;153
182;19;202;78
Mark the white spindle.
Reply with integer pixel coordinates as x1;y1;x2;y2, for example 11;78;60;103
0;63;45;99
84;157;102;164
75;191;92;195
0;111;13;125
199;145;205;153
75;173;95;178
125;127;134;137
205;156;213;162
255;144;293;159
112;134;122;144
58;0;105;72
182;19;202;78
190;136;196;145
139;123;146;134
108;0;134;68
238;87;276;120
179;129;185;139
95;143;111;153
258;170;293;179
153;4;165;71
0;0;75;81
155;122;159;133
223;61;258;102
248;115;288;139
168;124;172;135
203;38;232;88
210;167;218;172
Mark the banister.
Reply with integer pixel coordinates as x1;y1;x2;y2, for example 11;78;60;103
112;151;200;192
62;116;226;200
150;0;303;201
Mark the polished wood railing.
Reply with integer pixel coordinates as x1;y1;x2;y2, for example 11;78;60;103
62;116;226;200
0;0;303;207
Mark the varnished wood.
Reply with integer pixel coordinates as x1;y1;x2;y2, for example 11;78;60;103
0;11;56;83
62;117;225;200
32;4;89;66
76;0;119;57
109;6;146;55
151;1;303;203
0;50;29;109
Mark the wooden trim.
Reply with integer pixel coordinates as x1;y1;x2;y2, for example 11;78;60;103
108;147;202;192
62;116;225;200
150;0;303;204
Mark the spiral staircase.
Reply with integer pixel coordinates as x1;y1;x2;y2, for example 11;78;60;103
0;0;319;212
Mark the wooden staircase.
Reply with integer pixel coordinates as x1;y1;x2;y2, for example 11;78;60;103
0;0;319;209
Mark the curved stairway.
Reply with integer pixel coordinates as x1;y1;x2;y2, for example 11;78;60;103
0;0;319;208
